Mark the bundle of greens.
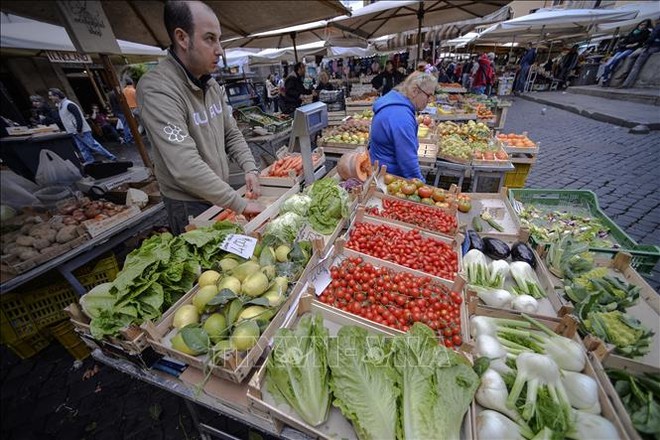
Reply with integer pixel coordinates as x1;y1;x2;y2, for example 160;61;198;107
328;326;399;440
544;235;594;280
394;323;479;440
607;369;660;439
266;313;331;427
565;268;640;312
582;310;654;358
306;178;349;234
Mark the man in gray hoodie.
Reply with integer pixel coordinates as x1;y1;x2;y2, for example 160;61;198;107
138;0;263;234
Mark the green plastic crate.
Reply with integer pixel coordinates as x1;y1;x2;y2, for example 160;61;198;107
508;188;660;274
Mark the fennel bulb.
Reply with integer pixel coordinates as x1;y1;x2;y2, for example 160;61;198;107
512;295;539;314
561;371;600;411
477;410;527;440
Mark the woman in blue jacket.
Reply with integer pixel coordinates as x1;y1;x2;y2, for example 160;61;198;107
368;72;437;180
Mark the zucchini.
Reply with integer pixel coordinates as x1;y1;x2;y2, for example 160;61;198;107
472;216;483;232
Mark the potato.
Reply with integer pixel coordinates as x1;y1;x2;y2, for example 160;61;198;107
19;249;40;261
15;235;35;247
56;225;78;244
32;238;51;251
20;224;32;235
34;229;57;243
10;245;33;258
40;246;59;254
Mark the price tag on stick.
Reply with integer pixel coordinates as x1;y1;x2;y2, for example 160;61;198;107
219;234;258;259
309;264;332;296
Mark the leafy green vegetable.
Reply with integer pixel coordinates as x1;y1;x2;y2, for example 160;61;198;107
306;178;349;235
565;271;640;312
509;261;546;299
544;235;594;280
263;212;305;245
79;283;115;319
607;369;660;439
328;326;400;440
393;323;479;440
583;310;654;357
267;313;331;427
279;194;312;217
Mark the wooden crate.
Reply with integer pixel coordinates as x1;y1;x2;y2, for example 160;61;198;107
345;208;464;285
82;205;141;238
587;349;659;440
457;187;526;241
258;147;325;187
246;294;475;440
466;306;631;440
143;251;322;383
541;252;660;369
188;184;300;233
362;186;459;239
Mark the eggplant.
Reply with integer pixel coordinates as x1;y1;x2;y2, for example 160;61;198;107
482;237;510;260
511;242;537;268
467;230;484;252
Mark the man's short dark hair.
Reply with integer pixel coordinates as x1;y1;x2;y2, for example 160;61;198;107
125;77;134;86
48;88;65;99
164;1;194;44
293;62;304;72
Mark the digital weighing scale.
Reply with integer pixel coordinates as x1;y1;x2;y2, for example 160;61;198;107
288;102;328;185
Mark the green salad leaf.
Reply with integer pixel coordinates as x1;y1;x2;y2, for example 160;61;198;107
306;178;349;235
328;326;400;440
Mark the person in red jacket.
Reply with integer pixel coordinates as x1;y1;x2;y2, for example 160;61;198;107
471;53;494;95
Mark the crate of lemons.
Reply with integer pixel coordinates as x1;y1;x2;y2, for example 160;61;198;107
152;242;313;378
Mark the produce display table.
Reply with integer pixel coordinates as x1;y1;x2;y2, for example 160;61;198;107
471;161;515;193
433;160;470;189
0;203;165;295
91;348;311;440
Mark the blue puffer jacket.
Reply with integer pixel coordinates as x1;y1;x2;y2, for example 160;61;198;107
368;90;422;180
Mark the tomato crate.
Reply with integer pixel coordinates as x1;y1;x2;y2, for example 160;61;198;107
302;241;469;345
27;254;119;330
247;294;476;440
466;306;631;440
503;162;532;188
509;189;660;274
344;207;463;285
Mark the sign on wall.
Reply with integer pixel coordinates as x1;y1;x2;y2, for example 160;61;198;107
56;1;121;55
46;51;93;64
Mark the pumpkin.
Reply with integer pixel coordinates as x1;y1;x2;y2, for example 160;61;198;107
337;151;372;182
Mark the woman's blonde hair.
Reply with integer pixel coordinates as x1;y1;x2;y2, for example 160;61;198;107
395;71;437;98
318;71;330;83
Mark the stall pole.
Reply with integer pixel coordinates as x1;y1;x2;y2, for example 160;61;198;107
86;68;106;107
508;34;516;62
416;3;425;63
290;32;299;63
100;54;152;168
606;27;620;54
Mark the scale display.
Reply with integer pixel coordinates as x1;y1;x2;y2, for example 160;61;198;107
288;102;328;185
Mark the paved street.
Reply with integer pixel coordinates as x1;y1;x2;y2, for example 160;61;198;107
503;98;660;289
1;97;659;440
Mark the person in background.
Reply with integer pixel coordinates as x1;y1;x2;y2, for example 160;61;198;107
371;60;403;96
264;74;279;112
471;53;494;95
486;52;496;95
280;62;313;115
417;61;427;72
369;72;436;181
107;87;133;144
454;62;463;84
462;57;475;88
514;42;536;93
446;59;456;82
91;104;123;143
621;19;660;88
601;19;652;86
48;88;117;164
558;45;580;88
137;0;263;234
29;95;62;129
543;58;554;73
313;71;334;102
122;77;138;114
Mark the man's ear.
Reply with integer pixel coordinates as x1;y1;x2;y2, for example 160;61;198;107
173;28;189;52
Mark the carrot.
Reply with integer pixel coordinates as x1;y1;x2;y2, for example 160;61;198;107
214;209;233;221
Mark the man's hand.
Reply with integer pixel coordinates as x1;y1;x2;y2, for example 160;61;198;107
245;172;261;199
242;201;264;218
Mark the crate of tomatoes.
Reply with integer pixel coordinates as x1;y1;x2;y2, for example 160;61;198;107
308;240;468;348
362;185;459;238
344;207;462;284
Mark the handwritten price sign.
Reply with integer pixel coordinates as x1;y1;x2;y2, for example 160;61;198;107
219;234;258;259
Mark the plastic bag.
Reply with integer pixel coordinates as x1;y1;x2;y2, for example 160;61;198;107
34;149;82;187
0;170;42;208
116;118;123;131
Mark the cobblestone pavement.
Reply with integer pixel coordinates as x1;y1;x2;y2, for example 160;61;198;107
502;98;660;290
2;98;659;440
